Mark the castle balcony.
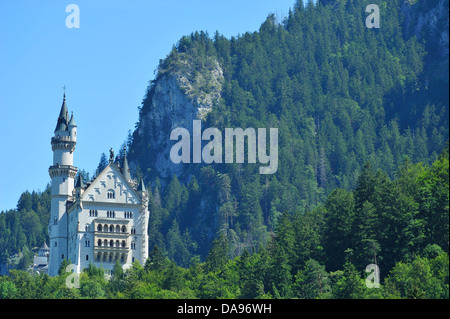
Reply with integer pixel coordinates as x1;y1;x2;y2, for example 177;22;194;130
48;164;78;178
51;136;76;152
93;235;129;263
51;135;74;143
94;247;129;264
93;218;130;235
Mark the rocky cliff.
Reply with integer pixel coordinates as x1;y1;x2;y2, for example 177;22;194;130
130;54;224;180
402;0;449;59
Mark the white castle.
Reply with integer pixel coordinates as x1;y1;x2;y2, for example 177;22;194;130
47;93;149;276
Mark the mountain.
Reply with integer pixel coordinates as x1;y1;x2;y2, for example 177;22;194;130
127;0;448;265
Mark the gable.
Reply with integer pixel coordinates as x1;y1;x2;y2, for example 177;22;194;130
82;163;141;205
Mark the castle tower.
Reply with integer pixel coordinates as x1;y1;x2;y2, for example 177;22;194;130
48;93;78;276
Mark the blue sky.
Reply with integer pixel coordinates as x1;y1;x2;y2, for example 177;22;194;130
0;0;296;212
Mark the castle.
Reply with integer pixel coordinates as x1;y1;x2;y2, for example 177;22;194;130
47;93;149;276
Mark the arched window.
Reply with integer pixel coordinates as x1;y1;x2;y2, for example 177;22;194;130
109;225;114;232
110;240;114;247
121;225;127;233
103;239;108;247
107;211;116;218
107;190;115;199
104;224;108;232
121;240;126;248
97;224;102;232
116;240;120;248
115;225;120;232
98;239;102;246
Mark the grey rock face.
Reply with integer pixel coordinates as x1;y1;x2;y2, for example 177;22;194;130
134;58;224;179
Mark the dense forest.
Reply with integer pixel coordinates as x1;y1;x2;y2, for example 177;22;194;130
1;149;448;298
129;0;448;265
0;0;448;299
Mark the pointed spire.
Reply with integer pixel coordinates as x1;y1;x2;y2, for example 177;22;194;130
122;146;131;181
54;92;69;132
137;178;146;192
68;111;77;127
41;242;50;251
75;174;84;188
59;92;69;122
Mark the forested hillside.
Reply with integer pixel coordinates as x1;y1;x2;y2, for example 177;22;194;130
0;0;448;299
128;0;449;265
1;150;448;298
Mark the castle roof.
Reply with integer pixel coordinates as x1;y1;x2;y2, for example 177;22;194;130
122;147;131;181
78;158;145;205
75;174;84;188
137;178;146;192
54;93;69;132
68;112;77;127
40;242;50;251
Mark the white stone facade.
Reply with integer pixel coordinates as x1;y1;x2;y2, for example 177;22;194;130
48;95;149;276
66;164;149;275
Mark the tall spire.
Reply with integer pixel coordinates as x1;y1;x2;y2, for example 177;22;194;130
55;92;69;132
122;146;131;181
137;178;146;192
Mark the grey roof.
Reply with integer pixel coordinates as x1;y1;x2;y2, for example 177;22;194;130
122;148;131;181
68;112;77;127
75;174;84;188
40;242;49;251
137;178;146;192
54;94;69;132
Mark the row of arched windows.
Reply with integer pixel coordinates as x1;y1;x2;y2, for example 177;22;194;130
97;239;126;248
97;224;127;233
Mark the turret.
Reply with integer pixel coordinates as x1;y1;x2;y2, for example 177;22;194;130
48;92;78;276
122;146;132;182
68;111;77;142
74;173;84;199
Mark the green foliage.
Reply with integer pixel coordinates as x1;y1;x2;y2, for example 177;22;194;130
0;185;51;269
293;259;330;299
384;253;449;299
129;0;448;266
0;0;448;300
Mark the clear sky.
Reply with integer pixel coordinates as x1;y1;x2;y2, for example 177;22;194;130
0;0;296;212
